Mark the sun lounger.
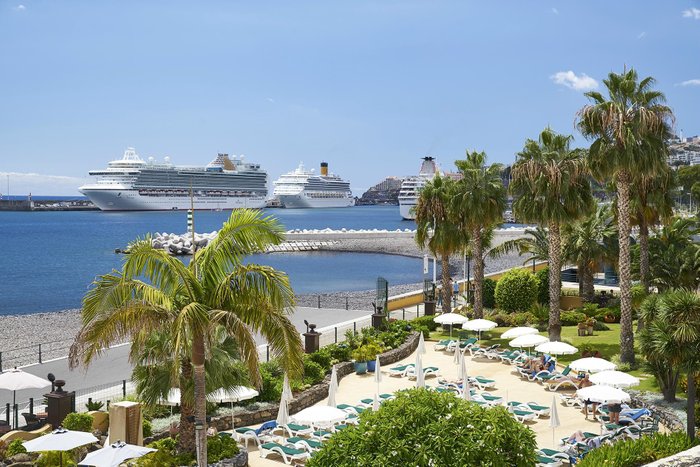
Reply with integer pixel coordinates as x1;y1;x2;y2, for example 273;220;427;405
406;366;440;379
470;344;501;358
235;420;277;448
286;436;323;452
510;408;537;423
337;404;365;415
533;366;571;383
507;401;550;417
446;337;478;352
537;448;570;462
468;376;496;390
388;363;414;377
544;378;579;392
434;339;456;351
278;422;313;438
536;455;563;467
311;429;333;440
259;442;311;464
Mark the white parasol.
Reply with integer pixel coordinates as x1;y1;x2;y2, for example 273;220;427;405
570;357;617;373
327;365;338;408
589;371;640;389
79;441;156;467
535;341;578;355
501;327;539;339
576;385;631;404
509;334;549;349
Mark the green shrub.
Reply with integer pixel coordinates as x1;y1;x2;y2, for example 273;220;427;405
258;360;283;402
85;400;104;411
307;389;536;466
610;354;640;372
207;434;240;462
529;303;549;324
577;432;697;467
593;321;610;331
6;439;27;457
326;343;352;363
679;373;700;393
412;315;440;332
308;348;333;372
138;437;194;466
535;267;549;305
303;358;326;386
511;312;537;327
62;412;94;432
487;310;513;327
142;418;152;438
494;269;539;313
560;311;587;326
37;452;76;467
483;278;497;309
579;303;600;317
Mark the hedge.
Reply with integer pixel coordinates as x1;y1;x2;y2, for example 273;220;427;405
494;269;539;312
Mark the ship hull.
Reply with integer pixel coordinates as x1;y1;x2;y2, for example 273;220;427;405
80;188;266;211
278;193;355;209
398;200;416;220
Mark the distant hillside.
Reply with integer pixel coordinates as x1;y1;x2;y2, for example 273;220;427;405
357;176;404;205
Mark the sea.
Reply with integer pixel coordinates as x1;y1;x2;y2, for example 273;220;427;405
0;205;426;316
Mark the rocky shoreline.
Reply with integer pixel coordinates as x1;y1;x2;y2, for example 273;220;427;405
0;231;526;367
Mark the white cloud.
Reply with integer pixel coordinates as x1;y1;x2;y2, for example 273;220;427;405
679;79;700;86
637;31;646;39
551;7;559;15
14;4;26;11
550;70;599;91
0;172;90;196
266;97;275;103
683;8;700;19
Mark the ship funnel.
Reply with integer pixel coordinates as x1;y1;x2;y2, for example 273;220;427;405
320;162;328;176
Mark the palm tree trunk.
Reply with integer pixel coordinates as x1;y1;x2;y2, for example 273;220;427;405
617;172;635;364
639;220;650;294
578;263;584;297
441;251;452;313
192;333;207;466
582;265;595;303
687;371;696;440
472;228;484;319
548;222;562;341
178;360;196;454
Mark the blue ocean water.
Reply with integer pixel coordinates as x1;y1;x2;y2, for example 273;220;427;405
0;206;423;316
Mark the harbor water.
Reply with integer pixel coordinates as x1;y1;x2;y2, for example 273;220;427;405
0;206;423;316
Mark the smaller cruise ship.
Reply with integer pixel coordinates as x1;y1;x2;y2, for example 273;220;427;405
398;157;439;220
272;162;354;208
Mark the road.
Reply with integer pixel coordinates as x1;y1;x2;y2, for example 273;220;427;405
1;306;371;412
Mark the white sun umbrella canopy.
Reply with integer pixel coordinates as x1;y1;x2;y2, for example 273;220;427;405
80;441;156;467
417;332;426;355
453;344;461;365
327;365;338;408
415;353;425;389
570;357;617;373
291;406;347;428
509;334;549;349
208;386;259;403
462;375;471;401
576;385;631;404
373;356;382;411
462;319;497;340
276;374;293;426
550;395;560;448
0;368;50;406
501;327;539;339
24;428;99;466
458;352;468;381
590;371;640;389
535;341;578;356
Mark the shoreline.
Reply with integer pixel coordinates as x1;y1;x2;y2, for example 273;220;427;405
0;231;527;366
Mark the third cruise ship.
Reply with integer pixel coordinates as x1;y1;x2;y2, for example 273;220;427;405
398;156;439;220
272;162;354;208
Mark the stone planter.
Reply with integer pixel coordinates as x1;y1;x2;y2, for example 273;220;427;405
354;361;367;374
367;359;376;372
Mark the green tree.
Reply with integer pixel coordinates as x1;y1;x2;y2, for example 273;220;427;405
494;268;539;313
577;68;674;363
69;210;304;461
414;174;465;313
509;128;594;340
643;217;700;292
640;290;700;438
489;226;550;266
562;204;618;302
307;389;537;466
452;151;507;318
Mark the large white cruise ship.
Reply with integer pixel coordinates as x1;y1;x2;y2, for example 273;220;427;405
79;148;267;211
272;162;354;208
398;156;439;220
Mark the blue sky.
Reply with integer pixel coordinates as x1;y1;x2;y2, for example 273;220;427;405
1;1;699;195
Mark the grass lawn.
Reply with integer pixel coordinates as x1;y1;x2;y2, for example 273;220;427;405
428;322;661;393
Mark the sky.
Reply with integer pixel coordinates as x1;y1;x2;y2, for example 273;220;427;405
1;1;700;196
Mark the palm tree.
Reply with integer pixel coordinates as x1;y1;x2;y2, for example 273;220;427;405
509;128;595;340
644;217;700;292
562;205;618;302
452;151;507;318
69;209;304;461
131;328;249;452
415;174;464;313
488;226;550;266
577;68;674;363
641;290;700;438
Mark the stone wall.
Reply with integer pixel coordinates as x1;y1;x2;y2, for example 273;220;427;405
629;394;685;433
145;332;420;444
643;445;700;466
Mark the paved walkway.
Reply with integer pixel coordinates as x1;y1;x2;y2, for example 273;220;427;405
0;307;372;417
240;339;602;466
